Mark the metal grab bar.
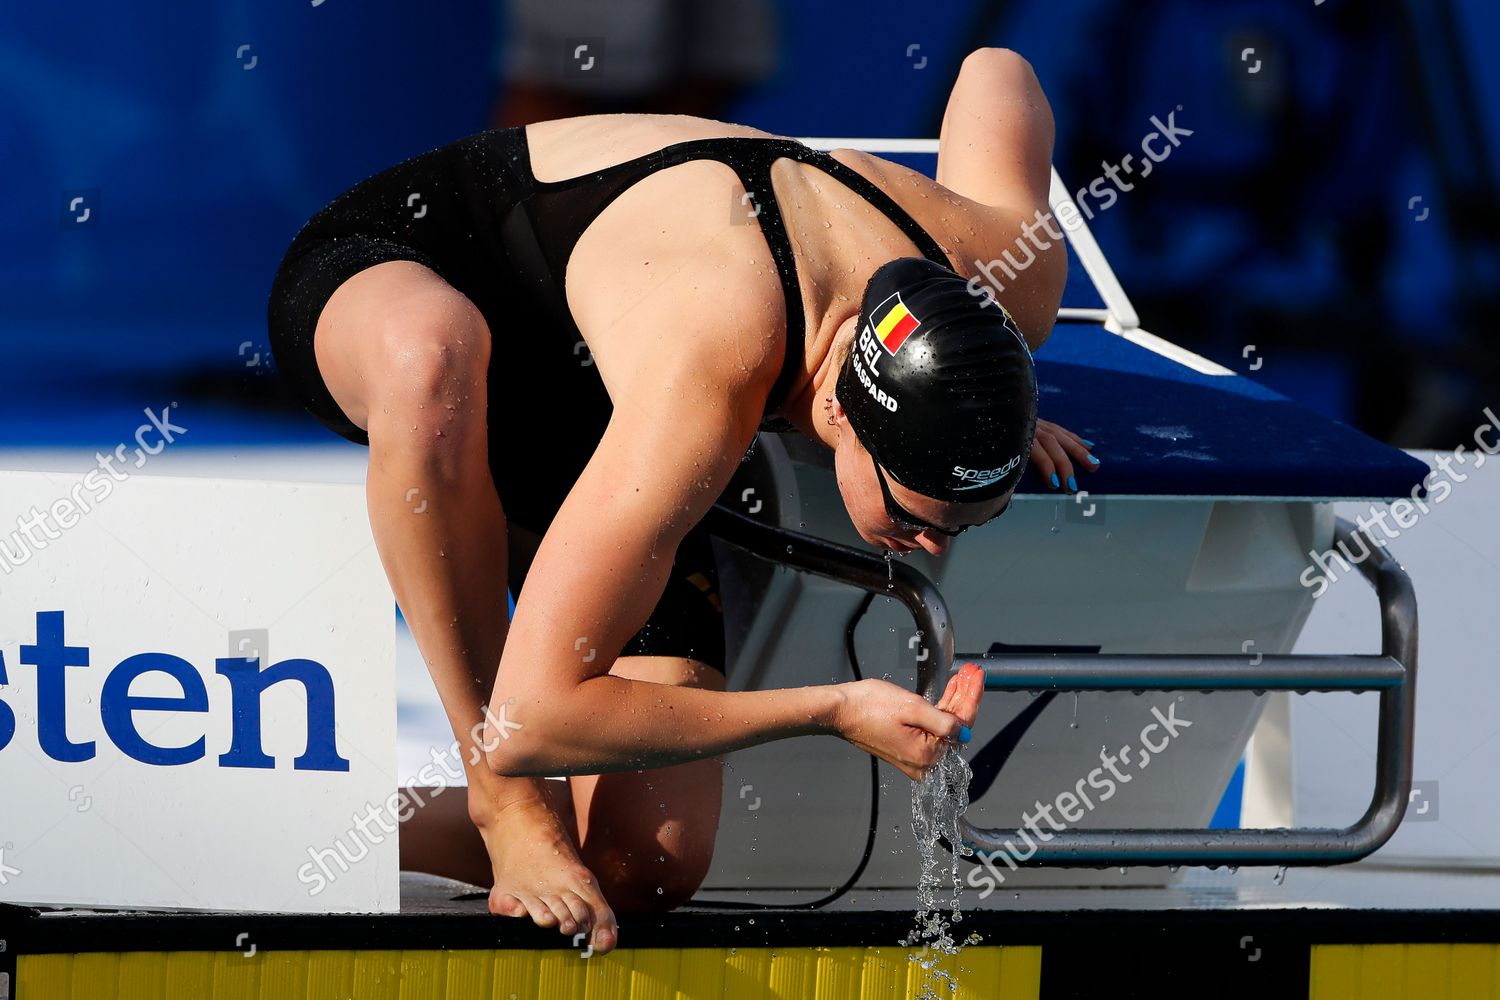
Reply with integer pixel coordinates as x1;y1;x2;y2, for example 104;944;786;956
706;506;1418;868
704;504;955;701
972;654;1405;692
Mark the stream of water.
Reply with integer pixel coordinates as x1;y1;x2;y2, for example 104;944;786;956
900;743;983;997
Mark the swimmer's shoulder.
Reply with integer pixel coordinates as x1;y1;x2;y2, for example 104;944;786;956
524;114;780;182
823;148;1064;342
570;214;786;411
819;148;998;266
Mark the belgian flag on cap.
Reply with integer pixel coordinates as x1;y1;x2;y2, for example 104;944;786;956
870;292;921;354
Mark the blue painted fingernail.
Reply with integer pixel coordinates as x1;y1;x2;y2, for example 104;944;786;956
958;725;972;744
1067;475;1078;492
1087;454;1100;465
1050;473;1060;489
1081;438;1095;447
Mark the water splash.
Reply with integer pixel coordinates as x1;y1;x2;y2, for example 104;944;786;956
901;744;980;998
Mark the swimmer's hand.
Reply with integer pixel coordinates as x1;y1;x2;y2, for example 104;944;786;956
1030;418;1099;494
831;663;985;781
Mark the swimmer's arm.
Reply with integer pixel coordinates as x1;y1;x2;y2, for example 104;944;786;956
939;49;1066;350
937;47;1055;212
483;346;840;775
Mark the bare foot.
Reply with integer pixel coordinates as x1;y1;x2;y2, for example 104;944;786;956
476;791;620;954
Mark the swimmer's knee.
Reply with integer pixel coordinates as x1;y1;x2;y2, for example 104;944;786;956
579;800;717;912
374;292;491;406
366;292;491;467
594;847;712;913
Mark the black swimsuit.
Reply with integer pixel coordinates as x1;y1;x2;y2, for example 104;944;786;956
267;126;947;672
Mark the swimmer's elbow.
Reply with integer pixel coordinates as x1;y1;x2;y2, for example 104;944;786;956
482;695;609;777
480;698;562;777
485;743;528;778
959;48;1037;86
484;736;554;778
956;48;1050;134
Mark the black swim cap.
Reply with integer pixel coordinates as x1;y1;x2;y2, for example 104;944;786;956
835;257;1038;502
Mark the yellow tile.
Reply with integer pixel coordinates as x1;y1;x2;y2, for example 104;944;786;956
952;946;1004;1000
1447;944;1497;1000
724;946;771;1000
624;946;681;1000
114;952;165;998
440;949;493;998
1403;944;1450;999
768;946;816;999
304;949;354;997
211;950;262;1000
70;951;120;1000
18;955;74;999
677;946;728;999
813;946;864;998
1355;944;1406;1000
396;949;445;1000
536;949;587;999
581;949;634;1000
997;946;1042;998
857;946;909;999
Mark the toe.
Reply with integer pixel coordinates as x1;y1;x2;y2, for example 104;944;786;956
539;894;576;935
522;894;560;929
487;891;527;918
559;892;593;937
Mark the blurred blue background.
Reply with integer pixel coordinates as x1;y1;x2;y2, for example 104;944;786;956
2;0;1495;449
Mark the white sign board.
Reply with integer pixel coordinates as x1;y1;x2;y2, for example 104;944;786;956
0;471;397;913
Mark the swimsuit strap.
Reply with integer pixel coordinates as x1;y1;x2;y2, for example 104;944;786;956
518;131;952;420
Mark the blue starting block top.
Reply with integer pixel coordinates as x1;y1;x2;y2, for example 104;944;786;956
1018;323;1430;500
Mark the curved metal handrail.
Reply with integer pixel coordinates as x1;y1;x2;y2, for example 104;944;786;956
707;505;1418;867
704;504;954;699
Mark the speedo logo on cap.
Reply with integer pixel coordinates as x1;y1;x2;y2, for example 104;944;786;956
952;454;1022;489
869;292;921;354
